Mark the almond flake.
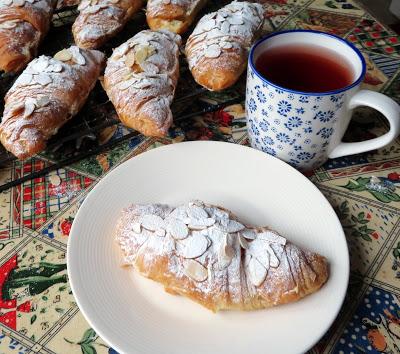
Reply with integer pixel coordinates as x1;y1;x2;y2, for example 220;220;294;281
18;73;33;85
221;20;230;34
70;47;86;65
35;73;52;86
37;96;50;107
167;219;188;240
218;233;235;269
204;44;221;59
78;0;89;10
135;45;154;67
109;0;119;3
229;16;244;25
132;223;141;233
188;218;215;230
267;244;279;267
54;49;72;62
241;229;256;240
248;257;268;287
118;79;135;90
178;233;209;259
221;42;233;49
203;19;216;31
13;0;25;6
23;102;36;118
3;0;13;5
162;0;171;3
227;220;244;233
49;63;63;72
32;58;49;72
183;259;208;282
238;233;249;249
140;214;165;231
125;52;135;67
187;206;208;220
258;231;286;245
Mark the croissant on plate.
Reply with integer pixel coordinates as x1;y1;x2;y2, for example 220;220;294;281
0;0;56;72
0;46;105;159
115;201;329;312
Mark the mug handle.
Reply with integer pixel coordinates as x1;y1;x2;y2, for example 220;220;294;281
328;90;400;159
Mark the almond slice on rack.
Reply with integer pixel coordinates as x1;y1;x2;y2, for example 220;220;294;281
54;49;72;62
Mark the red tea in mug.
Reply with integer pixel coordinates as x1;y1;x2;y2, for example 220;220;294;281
255;44;353;93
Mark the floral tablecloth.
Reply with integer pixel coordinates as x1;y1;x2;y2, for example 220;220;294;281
1;0;400;353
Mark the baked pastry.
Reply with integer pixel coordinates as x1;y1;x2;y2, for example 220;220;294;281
115;201;329;312
185;1;264;91
72;0;144;49
103;30;181;137
0;0;56;73
146;0;208;35
0;46;105;159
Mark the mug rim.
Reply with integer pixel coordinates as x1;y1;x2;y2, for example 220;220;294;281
249;29;367;96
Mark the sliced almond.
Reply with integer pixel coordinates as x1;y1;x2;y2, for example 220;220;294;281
167;218;189;240
49;63;63;72
238;233;249;249
258;231;286;245
119;78;136;90
221;20;230;34
187;206;208;220
188;218;215;230
3;0;13;5
204;44;221;59
23;102;36;118
132;223;141;233
140;214;165;232
37;96;50;107
13;0;25;7
35;73;52;86
135;45;155;67
32;58;49;72
267;244;279;268
17;73;33;85
227;220;244;233
228;16;244;25
202;19;216;31
178;233;209;259
70;47;86;65
125;52;135;67
241;229;256;240
248;257;268;287
54;49;72;62
218;233;235;270
183;259;208;282
110;0;119;3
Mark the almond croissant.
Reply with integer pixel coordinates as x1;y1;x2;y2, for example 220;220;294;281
115;201;329;312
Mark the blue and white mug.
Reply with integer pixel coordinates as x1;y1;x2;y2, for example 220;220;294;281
245;30;400;170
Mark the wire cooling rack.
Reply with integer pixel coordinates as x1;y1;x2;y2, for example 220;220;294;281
0;1;243;192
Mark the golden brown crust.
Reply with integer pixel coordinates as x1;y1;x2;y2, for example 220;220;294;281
104;30;181;137
72;0;144;49
0;0;55;72
0;46;105;159
146;0;207;35
115;202;329;312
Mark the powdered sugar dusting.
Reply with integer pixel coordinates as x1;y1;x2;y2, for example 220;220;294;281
104;30;181;136
185;1;264;71
115;201;300;309
147;0;201;17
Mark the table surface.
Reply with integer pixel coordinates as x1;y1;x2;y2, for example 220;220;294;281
1;1;400;353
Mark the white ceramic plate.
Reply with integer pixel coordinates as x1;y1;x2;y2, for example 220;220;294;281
68;141;349;354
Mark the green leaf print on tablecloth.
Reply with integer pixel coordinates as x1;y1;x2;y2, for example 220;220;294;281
341;176;400;203
64;328;111;353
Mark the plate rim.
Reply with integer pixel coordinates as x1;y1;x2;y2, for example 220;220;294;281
67;141;349;354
